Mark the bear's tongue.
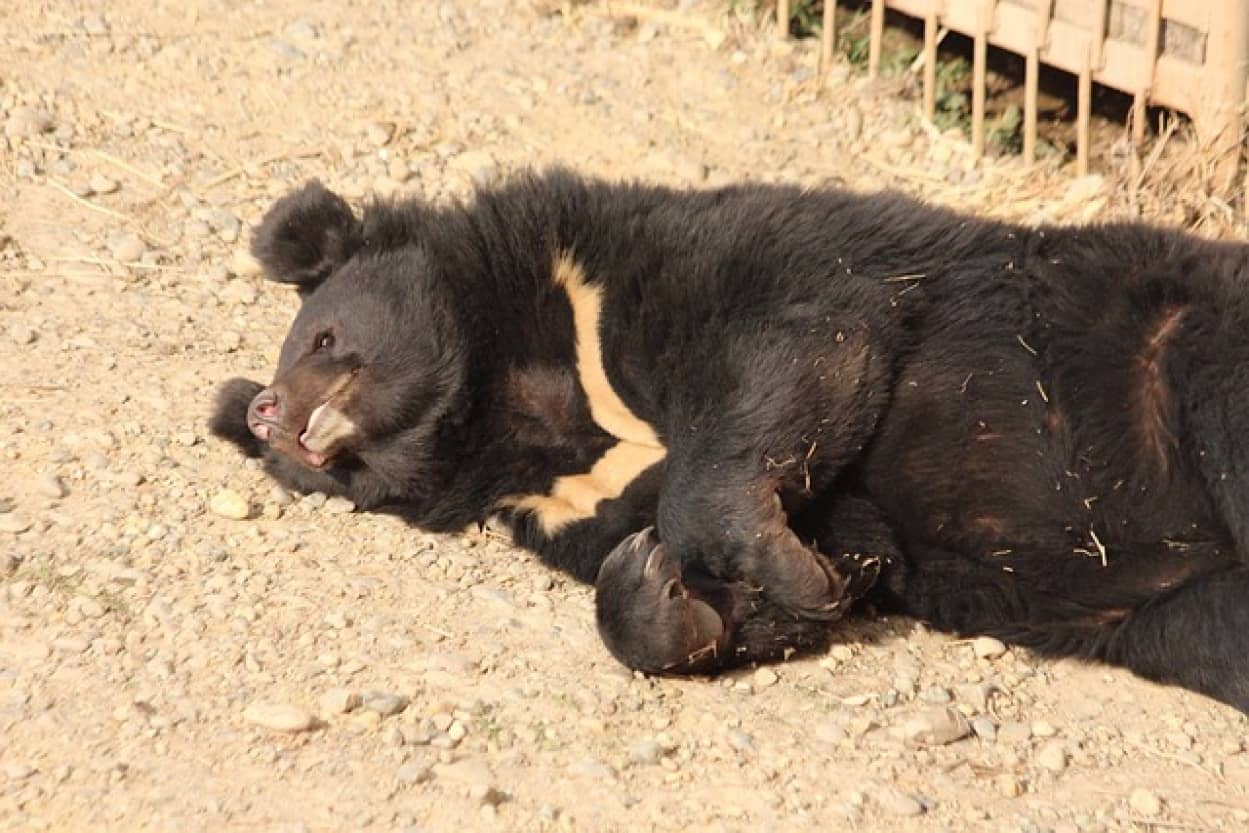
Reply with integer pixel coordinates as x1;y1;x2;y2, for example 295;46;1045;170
301;446;328;468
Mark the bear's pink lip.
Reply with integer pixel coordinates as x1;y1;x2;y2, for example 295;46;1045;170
297;402;332;468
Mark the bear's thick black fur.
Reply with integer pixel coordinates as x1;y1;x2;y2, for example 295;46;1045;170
211;170;1249;712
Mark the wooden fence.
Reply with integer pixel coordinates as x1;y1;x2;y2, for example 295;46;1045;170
780;1;1249;188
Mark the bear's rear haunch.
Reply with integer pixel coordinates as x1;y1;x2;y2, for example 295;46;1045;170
210;169;1249;713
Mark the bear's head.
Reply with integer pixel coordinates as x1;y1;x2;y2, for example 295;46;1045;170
211;181;467;486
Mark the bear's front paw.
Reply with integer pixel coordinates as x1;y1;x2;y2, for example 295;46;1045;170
208;377;266;457
595;528;733;675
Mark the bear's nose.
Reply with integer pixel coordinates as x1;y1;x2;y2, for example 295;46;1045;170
247;389;282;441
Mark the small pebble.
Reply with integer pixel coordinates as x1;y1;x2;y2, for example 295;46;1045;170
387;158;412;183
1129;788;1163;816
4;107;53;139
36;473;67;499
78;597;106;619
955;681;996;713
971;717;997;742
874;787;925;817
829;644;854;662
396;760;431;785
116;470;145;487
904;707;972;747
209;489;250;520
629;738;663;766
89;175;120;195
0;515;32;535
324;496;356;515
999;721;1034;745
3;763;36;781
973;636;1007;659
753;667;779;688
9;325;38;345
301;492;328;510
242;702;317;733
365;121;394;146
350;710;383;731
1036;741;1067;773
363;691;410;717
109;232;146;263
1032;720;1058;738
319;688;362;715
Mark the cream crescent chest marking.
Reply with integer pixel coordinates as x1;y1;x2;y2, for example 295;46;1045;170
499;252;668;535
552;252;664;450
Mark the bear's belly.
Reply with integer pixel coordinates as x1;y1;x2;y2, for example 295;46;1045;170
862;349;1231;592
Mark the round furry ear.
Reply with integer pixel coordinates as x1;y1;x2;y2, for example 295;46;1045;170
250;180;362;291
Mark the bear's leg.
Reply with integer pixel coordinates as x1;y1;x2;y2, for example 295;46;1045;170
1091;567;1249;712
877;546;1249;712
652;326;892;621
656;466;884;622
596;496;900;674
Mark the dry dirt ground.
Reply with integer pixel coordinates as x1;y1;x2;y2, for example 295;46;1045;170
2;2;1249;832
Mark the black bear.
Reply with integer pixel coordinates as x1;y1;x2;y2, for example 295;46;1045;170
211;170;1249;712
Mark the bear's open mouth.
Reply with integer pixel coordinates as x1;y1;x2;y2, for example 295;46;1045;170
297;402;336;468
295;389;359;468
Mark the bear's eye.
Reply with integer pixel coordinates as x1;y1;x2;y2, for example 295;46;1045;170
315;331;335;351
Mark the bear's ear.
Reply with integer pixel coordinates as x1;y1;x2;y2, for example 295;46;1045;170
250;180;362;292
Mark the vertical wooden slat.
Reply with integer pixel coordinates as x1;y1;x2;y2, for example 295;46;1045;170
777;0;790;39
971;0;989;159
868;0;885;80
1243;78;1249;221
1024;50;1038;164
1077;44;1092;176
1198;0;1249;194
923;2;938;122
1019;0;1049;167
1034;0;1053;50
820;0;836;74
1090;0;1108;70
1024;0;1052;165
1132;0;1162;144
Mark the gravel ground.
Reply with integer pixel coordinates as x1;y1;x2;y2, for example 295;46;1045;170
2;2;1248;831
